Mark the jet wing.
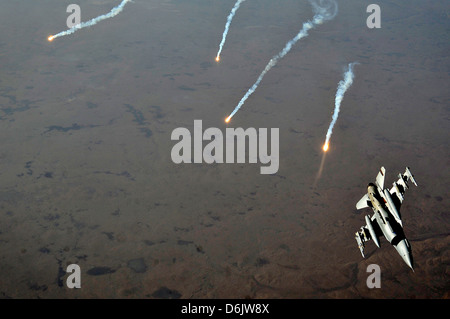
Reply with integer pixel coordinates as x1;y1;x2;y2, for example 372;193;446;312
388;167;418;211
355;215;383;257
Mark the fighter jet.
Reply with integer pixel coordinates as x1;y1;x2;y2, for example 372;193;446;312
355;166;418;270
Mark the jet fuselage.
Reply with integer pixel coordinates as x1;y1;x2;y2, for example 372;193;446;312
366;183;413;269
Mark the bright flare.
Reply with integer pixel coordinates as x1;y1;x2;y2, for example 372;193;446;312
323;143;329;152
323;62;358;149
48;0;131;41
216;0;246;62
225;116;231;123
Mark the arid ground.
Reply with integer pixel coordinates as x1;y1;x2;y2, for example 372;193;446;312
0;0;448;298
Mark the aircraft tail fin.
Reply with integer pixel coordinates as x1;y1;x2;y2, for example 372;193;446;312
356;193;370;210
376;166;386;189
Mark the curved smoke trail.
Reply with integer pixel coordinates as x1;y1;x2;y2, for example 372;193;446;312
323;62;358;149
216;0;247;62
226;0;338;122
48;0;132;41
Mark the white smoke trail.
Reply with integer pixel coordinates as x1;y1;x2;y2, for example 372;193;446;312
48;0;132;41
323;62;358;149
216;0;246;62
226;0;338;122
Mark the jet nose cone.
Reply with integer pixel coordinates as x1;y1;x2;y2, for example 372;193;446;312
395;239;414;270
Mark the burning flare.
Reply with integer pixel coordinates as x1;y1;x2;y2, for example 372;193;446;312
323;143;329;152
215;0;246;62
323;61;358;150
47;0;131;41
225;116;231;123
